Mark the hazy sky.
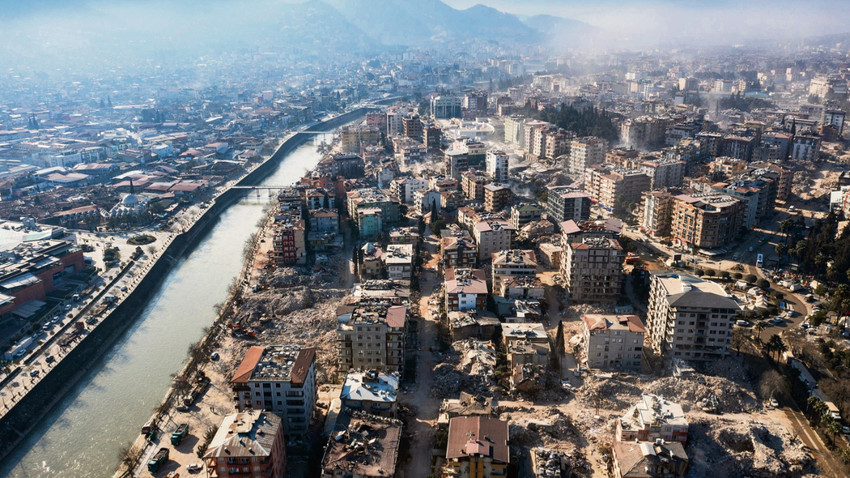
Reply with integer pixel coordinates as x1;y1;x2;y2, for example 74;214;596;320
444;0;850;43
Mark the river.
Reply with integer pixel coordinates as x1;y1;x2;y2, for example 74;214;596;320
0;134;331;478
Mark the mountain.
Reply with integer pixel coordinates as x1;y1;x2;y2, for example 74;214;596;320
323;0;549;46
522;14;597;48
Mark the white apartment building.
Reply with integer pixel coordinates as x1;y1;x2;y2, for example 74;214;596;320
646;271;740;362
486;150;510;184
582;314;645;371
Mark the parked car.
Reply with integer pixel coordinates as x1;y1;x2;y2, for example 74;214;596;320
769;398;779;408
736;320;751;327
771;317;784;325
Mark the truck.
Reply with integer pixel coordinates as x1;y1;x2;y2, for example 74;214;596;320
147;447;169;473
182;376;210;407
171;423;189;446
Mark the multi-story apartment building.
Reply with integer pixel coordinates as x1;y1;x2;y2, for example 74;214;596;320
339;125;381;153
638;157;686;189
568;137;608;175
423;124;443;152
402;115;423;141
483;183;511;213
491;249;537;292
791;134;821;161
392;137;426;167
547;186;592;227
431;96;463;119
383;244;413;281
445;268;488;311
641;189;676;238
486;150;510;183
473;219;513;261
584;165;652;212
670;193;743;250
445;417;509;478
441;229;478;269
617;394;689;444
463;91;488;114
646;271;739;362
314;153;365;179
272;217;306;266
561;237;624;303
230;346;317;436
504;116;526;147
203;410;286;478
444;150;469;180
389;177;428;204
347;188;400;225
365;111;387;134
510;203;543;230
544;128;571;160
461;170;488;201
337;304;407;373
582;314;645;371
605;147;640;168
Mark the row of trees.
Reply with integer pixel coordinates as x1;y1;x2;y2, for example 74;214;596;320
533;104;619;142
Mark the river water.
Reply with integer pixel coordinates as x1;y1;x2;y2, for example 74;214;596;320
0;135;330;478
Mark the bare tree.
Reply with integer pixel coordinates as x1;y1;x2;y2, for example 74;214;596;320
731;327;749;356
117;442;138;472
759;369;790;401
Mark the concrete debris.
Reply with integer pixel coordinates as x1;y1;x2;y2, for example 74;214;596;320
431;340;497;399
688;418;815;478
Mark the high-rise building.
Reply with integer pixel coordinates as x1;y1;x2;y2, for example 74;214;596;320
646;271;739;362
337;304;407;373
669;193;743;250
584;165;652;212
561;237;624;303
486;150;510;183
569;137;608;175
402;115;423;141
431;96;463;119
504;116;526;146
546;186;591;226
230;346;317;436
423;124;443;152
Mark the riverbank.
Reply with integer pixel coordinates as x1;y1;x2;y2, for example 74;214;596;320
0;107;373;471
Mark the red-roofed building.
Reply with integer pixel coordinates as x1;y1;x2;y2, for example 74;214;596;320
582;314;645;371
230;345;317;436
445;417;509;477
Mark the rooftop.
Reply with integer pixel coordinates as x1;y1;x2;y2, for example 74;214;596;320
583;314;646;334
341;370;399;404
446;416;509;463
230;345;316;385
204;410;281;460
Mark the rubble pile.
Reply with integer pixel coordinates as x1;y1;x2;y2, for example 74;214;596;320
577;376;643;409
431;341;497;398
688;418;815;478
642;375;759;413
260;299;342;381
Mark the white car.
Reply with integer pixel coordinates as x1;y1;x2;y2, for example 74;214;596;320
187;463;203;473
